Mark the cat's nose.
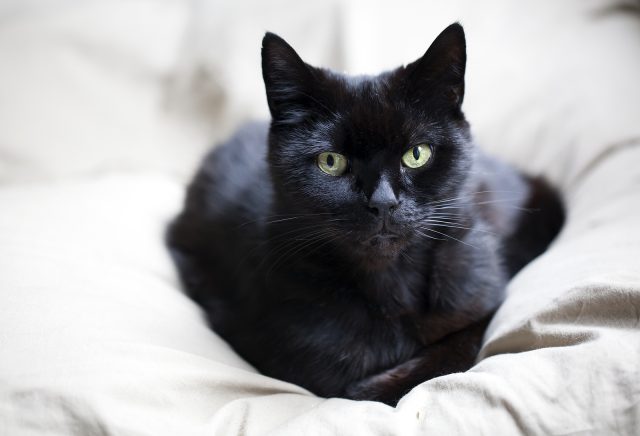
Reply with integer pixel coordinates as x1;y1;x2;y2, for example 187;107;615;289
368;198;399;217
367;178;399;217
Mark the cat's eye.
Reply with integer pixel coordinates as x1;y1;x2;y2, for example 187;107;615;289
317;152;348;176
401;144;432;169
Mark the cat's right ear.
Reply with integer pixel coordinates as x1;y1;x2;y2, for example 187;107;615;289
262;33;317;124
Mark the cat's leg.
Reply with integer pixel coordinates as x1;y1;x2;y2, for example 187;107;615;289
344;317;488;406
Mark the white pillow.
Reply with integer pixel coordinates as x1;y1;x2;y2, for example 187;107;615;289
0;0;208;183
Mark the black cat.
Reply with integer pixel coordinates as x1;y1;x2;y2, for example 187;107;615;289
167;23;564;406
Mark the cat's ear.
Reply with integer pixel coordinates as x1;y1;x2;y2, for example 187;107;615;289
262;32;319;123
404;23;466;112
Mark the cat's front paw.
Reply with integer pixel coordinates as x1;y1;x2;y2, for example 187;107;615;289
343;373;406;406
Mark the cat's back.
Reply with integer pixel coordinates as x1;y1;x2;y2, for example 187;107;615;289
470;150;564;276
167;121;272;317
188;121;271;219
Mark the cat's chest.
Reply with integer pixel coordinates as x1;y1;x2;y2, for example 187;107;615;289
305;277;426;365
258;261;431;384
313;296;422;376
357;264;428;320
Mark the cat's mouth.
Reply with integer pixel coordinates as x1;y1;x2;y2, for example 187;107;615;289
359;228;407;261
354;231;406;270
364;232;401;247
361;217;406;247
347;218;410;269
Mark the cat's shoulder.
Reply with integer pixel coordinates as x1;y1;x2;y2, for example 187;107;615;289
187;121;271;217
196;121;269;188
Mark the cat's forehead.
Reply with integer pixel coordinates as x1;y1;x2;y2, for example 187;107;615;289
331;74;435;156
342;73;396;108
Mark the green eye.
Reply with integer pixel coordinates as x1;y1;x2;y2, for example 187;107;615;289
317;152;348;176
401;144;431;168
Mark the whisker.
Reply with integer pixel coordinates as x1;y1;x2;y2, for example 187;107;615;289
399;250;419;267
235;224;333;275
423;220;498;236
264;217;347;226
236;212;337;228
424;220;473;229
427;189;521;206
299;230;351;264
432;198;527;211
414;229;446;242
427;214;467;221
265;227;330;263
423;227;477;248
265;230;335;277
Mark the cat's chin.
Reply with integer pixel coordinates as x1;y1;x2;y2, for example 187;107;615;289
354;234;406;270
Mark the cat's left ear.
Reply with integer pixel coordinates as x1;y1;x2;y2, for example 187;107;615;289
404;23;466;112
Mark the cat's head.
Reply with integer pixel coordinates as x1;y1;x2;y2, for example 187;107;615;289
262;24;474;270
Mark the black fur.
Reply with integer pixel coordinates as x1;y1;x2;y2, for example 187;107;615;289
167;24;564;405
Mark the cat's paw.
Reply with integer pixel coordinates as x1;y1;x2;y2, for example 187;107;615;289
343;373;406;406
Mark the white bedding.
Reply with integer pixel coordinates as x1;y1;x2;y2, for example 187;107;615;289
1;1;639;435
